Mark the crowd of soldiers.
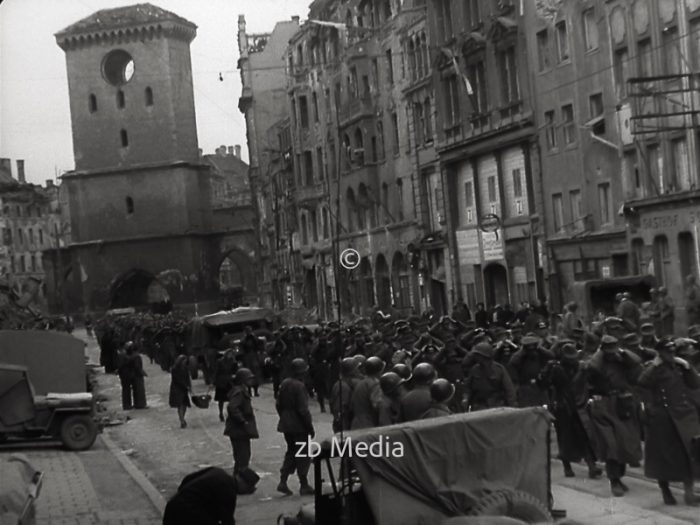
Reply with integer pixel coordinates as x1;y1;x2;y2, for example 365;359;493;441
93;293;700;506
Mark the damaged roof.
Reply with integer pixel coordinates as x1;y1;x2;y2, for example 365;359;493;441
56;3;195;37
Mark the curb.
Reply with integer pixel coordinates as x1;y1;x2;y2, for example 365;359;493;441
100;432;166;516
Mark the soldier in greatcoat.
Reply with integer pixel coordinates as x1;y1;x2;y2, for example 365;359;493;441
376;372;404;426
463;342;516;411
508;334;553;407
224;368;259;475
638;339;700;506
583;335;643;497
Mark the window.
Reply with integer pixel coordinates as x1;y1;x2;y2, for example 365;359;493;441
126;196;134;214
537;30;550;71
582;8;599;51
301;214;308;245
38;229;43;245
382;183;390;222
414;102;425;144
466;0;481;27
328;138;336;179
89;94;98;113
598;183;611;225
145;87;154;106
545;110;557;150
556;21;569;62
299;96;309;128
334;82;341;111
423;98;433;142
465;181;474;206
569;189;582;225
653;235;670;286
397;178;405;221
692;20;700;71
304;151;313;185
386;49;394;83
362;75;371;98
512;169;523;198
672;137;690;190
324;88;331;117
436;0;453;41
353;128;365;166
487;176;497;202
648;144;662;192
391;112;400;154
609;49;628;99
120;129;129;147
444;75;461;126
323;208;330;239
371;136;378;162
552;193;564;233
29;228;34;244
371;59;379;91
290;98;297;127
20;255;26;273
679;232;697;280
663;27;681;76
588;93;605;135
316;147;324;181
312;92;319;123
18;228;23;245
310;209;318;242
562;104;575;144
117;90;125;109
31;255;36;272
638;39;653;77
498;47;520;105
377;121;385;160
467;61;487;114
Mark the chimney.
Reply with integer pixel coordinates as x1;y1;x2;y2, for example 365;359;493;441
292;15;300;23
227;146;234;156
235;145;242;158
16;160;25;183
46;179;54;188
219;145;226;157
0;158;11;177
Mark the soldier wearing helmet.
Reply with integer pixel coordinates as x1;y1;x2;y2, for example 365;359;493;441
275;358;314;496
464;342;516;411
421;378;455;419
350;356;385;429
376;372;405;426
330;357;362;432
224;368;259;476
399;362;436;422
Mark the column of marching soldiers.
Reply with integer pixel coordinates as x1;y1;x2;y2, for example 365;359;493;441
93;292;700;506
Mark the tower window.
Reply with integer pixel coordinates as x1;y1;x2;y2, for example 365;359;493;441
145;87;154;106
126;196;134;215
89;94;98;113
120;129;129;147
117;90;125;109
102;49;135;86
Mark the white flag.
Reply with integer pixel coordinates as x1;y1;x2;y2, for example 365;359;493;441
444;48;473;95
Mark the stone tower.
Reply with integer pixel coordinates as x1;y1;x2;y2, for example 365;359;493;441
52;4;217;312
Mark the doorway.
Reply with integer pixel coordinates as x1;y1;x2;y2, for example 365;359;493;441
483;263;509;307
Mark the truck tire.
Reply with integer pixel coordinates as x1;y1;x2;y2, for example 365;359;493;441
60;415;98;451
468;489;552;523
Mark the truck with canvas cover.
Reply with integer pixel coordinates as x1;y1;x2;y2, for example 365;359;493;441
569;275;656;322
296;407;555;525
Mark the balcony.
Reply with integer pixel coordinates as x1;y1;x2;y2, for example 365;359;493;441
339;96;377;126
294;183;326;205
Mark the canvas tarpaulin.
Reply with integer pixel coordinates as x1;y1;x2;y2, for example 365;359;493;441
325;407;552;525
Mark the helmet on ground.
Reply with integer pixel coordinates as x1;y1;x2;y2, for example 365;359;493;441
291;358;309;375
379;372;403;395
412;362;436;384
365;356;386;376
391;363;412;381
430;378;456;404
234;368;254;383
340;357;360;376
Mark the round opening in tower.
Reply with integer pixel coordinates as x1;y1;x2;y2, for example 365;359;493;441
102;49;135;86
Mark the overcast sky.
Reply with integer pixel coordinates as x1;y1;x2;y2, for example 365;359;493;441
0;0;309;185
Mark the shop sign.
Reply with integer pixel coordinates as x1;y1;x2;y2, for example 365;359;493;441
456;229;480;265
481;230;504;261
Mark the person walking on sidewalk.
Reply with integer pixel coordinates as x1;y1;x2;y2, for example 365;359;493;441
224;368;259;475
117;341;147;410
276;358;315;496
169;354;192;428
638;339;700;506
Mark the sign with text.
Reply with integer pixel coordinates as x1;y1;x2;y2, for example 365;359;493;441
481;229;504;261
456;229;480;265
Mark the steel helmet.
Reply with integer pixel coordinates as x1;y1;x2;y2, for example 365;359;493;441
353;354;367;368
430;378;456;404
379;372;403;395
291;358;309;375
412;362;436;385
472;342;494;360
234;368;254;383
364;356;386;376
391;363;412;381
340;357;360;376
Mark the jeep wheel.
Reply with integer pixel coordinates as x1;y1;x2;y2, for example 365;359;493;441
60;415;98;451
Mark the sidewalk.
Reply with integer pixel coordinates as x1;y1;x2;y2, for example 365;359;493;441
1;436;162;525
